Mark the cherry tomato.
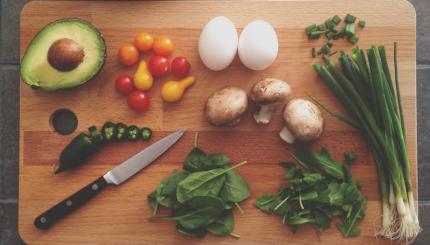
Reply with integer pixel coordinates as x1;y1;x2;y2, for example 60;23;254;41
115;74;134;94
171;57;191;78
148;55;170;77
118;43;139;66
127;90;150;112
153;36;174;56
134;32;154;52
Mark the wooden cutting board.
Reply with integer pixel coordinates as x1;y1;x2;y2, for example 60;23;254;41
19;1;417;244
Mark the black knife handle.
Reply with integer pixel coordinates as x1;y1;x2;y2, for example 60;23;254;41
34;176;108;230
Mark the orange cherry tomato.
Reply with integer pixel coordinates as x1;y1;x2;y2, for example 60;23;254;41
118;43;139;66
134;32;154;52
153;36;174;56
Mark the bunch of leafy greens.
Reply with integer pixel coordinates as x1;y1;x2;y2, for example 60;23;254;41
254;147;367;237
148;133;250;238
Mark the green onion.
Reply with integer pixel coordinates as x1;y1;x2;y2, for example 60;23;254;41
348;36;359;44
305;24;317;35
344;14;356;23
317;24;326;31
320;44;331;54
345;23;355;37
312;44;421;241
311;48;317;58
331;15;341;25
358;20;366;28
325;19;335;30
309;31;325;39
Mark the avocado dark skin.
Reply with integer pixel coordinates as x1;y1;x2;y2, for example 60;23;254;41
48;38;85;71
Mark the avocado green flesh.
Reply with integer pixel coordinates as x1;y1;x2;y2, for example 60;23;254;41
20;19;106;91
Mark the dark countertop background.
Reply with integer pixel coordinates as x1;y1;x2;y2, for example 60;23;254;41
0;0;429;244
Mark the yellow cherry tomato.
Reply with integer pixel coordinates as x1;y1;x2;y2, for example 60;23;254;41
153;36;174;56
134;32;154;52
134;61;153;91
118;43;139;66
161;76;195;102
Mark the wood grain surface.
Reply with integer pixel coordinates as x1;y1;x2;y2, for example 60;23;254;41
19;1;417;244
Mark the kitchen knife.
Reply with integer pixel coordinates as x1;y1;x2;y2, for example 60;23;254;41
34;130;185;230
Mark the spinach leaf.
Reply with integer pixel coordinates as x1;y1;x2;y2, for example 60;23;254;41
176;162;246;203
176;223;207;238
254;193;274;213
183;148;230;172
207;210;234;236
156;171;189;208
219;170;250;203
336;198;367;237
183;148;209;172
152;196;224;230
280;161;301;179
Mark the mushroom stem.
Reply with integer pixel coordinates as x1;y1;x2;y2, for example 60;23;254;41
279;126;296;144
253;104;277;124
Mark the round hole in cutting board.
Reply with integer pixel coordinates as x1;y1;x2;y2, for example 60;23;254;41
50;109;78;135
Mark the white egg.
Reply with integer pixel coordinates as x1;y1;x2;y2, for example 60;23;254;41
238;20;278;71
198;16;238;71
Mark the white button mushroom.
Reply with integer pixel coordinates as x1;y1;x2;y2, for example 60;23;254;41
249;78;292;124
205;86;248;127
279;99;324;144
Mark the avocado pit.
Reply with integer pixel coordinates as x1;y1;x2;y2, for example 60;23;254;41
48;38;84;71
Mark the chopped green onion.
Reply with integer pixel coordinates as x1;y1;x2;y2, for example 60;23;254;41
312;48;317;58
317;24;326;31
309;31;325;39
320;44;331;54
358;20;366;28
345;23;355;37
305;24;317;35
328;51;338;56
344;14;356;23
331;15;341;25
326;31;336;39
325;19;335;30
348;36;359;44
327;40;333;48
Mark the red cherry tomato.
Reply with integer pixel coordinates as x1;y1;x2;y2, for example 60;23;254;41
127;90;150;112
115;74;135;95
148;55;170;77
171;57;191;78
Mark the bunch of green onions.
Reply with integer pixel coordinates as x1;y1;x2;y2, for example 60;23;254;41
312;43;421;241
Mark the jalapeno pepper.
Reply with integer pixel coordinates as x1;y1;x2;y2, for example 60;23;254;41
127;125;140;141
102;122;117;141
115;123;128;140
56;133;98;174
88;126;104;147
141;127;152;141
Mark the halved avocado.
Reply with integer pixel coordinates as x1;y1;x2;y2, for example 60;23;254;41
20;18;106;91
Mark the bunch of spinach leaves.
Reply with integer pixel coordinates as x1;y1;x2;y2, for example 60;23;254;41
255;147;367;237
148;134;249;238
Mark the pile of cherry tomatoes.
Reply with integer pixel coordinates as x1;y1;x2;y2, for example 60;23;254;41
116;32;191;112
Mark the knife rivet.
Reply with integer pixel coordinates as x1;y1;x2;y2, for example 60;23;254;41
66;200;72;206
92;184;98;191
40;217;46;223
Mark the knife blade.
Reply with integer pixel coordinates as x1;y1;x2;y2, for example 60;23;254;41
34;130;185;230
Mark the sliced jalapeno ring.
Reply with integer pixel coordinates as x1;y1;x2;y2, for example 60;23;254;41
102;122;117;141
115;123;128;140
141;127;152;141
127;125;140;141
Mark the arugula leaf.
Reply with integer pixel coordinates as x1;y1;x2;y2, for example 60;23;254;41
295;147;345;180
255;147;366;237
147;191;158;215
254;193;274;213
207;210;234;236
156;171;189;208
